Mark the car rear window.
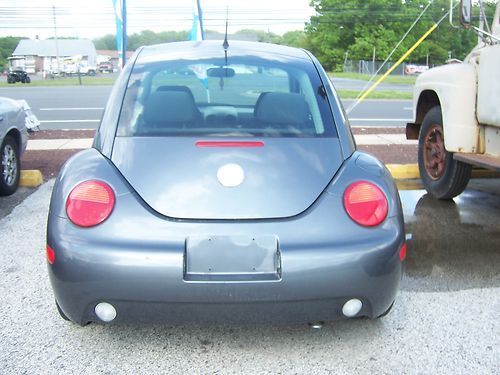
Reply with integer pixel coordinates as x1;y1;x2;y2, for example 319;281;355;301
116;56;337;138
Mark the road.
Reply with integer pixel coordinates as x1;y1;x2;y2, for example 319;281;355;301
0;179;498;373
0;85;413;130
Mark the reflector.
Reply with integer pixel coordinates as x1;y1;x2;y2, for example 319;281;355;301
46;245;55;265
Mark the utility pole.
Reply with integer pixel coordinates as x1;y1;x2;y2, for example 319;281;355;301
372;47;376;75
52;5;60;76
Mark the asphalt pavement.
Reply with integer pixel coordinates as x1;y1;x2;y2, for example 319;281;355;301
0;179;498;374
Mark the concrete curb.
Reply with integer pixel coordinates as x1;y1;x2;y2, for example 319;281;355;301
20;170;43;187
386;164;420;179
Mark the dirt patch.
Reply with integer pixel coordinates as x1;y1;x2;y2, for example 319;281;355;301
29;130;96;140
358;144;418;164
22;149;82;180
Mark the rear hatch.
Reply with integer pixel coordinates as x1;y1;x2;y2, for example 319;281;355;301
111;137;344;220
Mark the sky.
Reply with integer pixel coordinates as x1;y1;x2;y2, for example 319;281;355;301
0;0;316;40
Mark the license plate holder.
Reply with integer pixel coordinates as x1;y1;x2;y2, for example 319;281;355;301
184;235;281;282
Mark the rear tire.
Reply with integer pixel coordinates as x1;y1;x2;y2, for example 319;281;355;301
0;135;20;196
25;76;31;83
418;106;471;200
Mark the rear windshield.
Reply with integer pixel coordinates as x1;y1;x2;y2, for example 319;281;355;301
116;55;337;138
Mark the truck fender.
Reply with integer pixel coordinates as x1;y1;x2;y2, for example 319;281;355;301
408;64;478;153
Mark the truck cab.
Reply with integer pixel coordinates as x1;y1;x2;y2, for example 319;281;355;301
406;1;500;199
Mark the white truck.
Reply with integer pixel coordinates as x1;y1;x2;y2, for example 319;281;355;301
406;0;500;199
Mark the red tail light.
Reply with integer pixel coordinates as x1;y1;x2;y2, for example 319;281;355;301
66;180;115;227
343;181;388;227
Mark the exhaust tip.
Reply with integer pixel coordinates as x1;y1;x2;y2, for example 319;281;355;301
95;302;116;322
342;298;362;318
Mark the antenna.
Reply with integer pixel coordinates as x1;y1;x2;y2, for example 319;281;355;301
223;5;229;52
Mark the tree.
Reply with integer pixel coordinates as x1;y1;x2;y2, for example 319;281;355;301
93;30;188;51
305;0;488;71
0;36;24;71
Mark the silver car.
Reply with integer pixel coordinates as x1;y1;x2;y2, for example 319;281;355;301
47;41;405;326
0;97;28;195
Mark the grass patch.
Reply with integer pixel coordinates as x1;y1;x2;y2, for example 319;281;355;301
332;72;416;85
0;76;116;87
337;89;413;100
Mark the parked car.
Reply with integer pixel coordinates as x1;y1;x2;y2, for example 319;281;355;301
7;70;31;84
98;62;113;73
0;97;29;195
47;41;405;326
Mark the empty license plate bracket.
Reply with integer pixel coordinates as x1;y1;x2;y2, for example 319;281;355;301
184;235;281;282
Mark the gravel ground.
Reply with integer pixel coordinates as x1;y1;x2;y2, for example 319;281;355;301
0;181;498;374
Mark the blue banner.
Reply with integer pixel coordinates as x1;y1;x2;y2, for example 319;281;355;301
189;0;204;41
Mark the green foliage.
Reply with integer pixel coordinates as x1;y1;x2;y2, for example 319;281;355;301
306;0;493;70
0;36;24;70
93;29;307;52
93;30;189;51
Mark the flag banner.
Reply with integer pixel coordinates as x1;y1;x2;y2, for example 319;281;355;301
112;0;126;67
189;0;204;41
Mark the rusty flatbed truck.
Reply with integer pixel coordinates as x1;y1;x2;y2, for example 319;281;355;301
407;0;500;199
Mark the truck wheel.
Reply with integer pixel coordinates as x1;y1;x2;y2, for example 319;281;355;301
418;106;471;199
0;135;20;196
25;76;31;83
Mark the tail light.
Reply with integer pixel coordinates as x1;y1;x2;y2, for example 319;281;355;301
343;181;388;227
66;180;115;227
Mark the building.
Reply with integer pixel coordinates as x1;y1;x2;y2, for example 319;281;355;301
11;39;97;74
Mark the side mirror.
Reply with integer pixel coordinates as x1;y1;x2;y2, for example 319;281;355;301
460;0;472;27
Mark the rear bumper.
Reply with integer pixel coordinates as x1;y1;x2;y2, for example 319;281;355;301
47;149;405;325
48;214;404;325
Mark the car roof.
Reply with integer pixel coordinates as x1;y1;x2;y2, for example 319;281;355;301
136;40;312;64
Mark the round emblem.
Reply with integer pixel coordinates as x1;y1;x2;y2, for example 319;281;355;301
217;163;245;187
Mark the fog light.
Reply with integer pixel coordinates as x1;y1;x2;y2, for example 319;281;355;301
342;298;362;318
94;302;116;322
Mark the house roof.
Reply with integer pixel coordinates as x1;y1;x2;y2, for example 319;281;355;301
13;39;96;57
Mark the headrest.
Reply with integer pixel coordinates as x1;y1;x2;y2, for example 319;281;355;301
157;85;196;103
143;91;198;125
254;92;310;126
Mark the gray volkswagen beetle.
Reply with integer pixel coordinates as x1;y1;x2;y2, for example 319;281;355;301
47;41;405;326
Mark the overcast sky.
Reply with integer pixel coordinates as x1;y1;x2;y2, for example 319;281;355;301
0;0;315;40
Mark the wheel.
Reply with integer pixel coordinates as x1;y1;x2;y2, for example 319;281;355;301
0;135;20;196
55;301;70;321
418;106;471;200
25;76;31;83
21;78;26;84
7;76;13;84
